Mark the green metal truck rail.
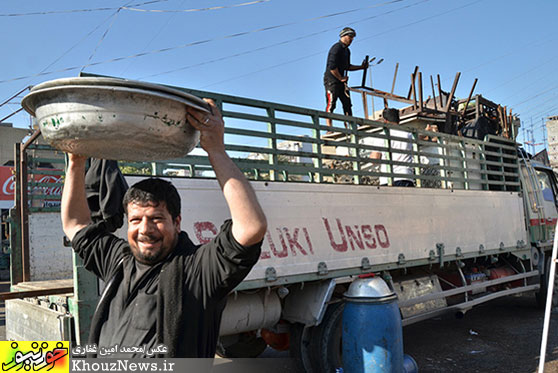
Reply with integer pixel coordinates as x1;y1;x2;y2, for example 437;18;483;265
25;88;520;192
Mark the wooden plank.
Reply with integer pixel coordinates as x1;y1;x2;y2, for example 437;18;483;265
391;62;399;94
430;75;438;111
437;74;443;107
0;287;74;301
444;72;461;113
411;73;417;109
407;66;419;99
362;91;369;119
460;78;478;118
13;279;73;290
348;87;415;105
418;72;424;111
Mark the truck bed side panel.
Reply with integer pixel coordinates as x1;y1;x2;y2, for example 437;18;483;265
126;178;527;283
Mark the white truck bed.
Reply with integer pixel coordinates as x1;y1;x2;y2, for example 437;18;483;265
27;177;527;287
166;178;528;286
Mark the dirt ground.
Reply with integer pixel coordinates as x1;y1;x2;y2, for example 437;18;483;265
2;280;558;372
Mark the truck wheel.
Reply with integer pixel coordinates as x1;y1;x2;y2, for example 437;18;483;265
310;302;344;373
215;332;267;358
289;323;318;372
536;253;558;309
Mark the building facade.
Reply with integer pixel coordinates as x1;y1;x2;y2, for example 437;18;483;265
0;123;30;166
546;116;558;171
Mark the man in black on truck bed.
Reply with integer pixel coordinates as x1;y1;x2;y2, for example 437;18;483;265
324;27;368;129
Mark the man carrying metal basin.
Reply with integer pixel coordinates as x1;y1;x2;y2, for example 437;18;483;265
60;99;267;358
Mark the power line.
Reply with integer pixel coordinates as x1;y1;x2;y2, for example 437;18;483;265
439;33;557;88
0;1;167;17
0;0;409;85
139;0;431;80
499;70;558;103
202;0;481;89
484;54;558;95
523;103;558;121
518;92;558;117
360;0;481;42
80;2;129;73
511;83;558;108
120;0;189;75
463;35;556;74
122;0;271;13
0;86;30;108
0;0;269;19
0;0;152;107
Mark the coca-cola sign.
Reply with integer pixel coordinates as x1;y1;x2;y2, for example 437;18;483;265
0;167;15;201
0;166;15;209
2;174;15;197
0;166;63;208
31;174;63;197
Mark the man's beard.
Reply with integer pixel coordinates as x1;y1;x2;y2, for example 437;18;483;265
132;235;166;265
132;248;164;265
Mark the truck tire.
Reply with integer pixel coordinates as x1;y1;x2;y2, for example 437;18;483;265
289;323;318;372
310;302;344;373
536;253;558;309
215;332;267;358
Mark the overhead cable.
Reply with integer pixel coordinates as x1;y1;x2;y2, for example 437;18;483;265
0;107;24;123
517;90;558;117
0;0;166;17
484;54;558;95
521;100;558;120
0;86;30;108
0;0;408;84
120;0;189;75
139;0;428;79
359;0;481;42
41;12;118;76
499;69;558;103
0;0;269;18
512;84;558;108
1;0;162;105
80;3;128;73
122;0;271;13
463;35;557;75
202;0;481;88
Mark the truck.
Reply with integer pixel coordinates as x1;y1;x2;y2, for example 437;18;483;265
4;78;558;372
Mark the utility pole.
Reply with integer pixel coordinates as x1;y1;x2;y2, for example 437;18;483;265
530;117;535;155
522;120;526;149
542;117;548;150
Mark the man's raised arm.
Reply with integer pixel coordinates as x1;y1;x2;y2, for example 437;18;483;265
61;154;92;241
187;100;267;247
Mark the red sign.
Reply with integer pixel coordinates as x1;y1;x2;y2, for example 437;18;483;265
0;166;63;209
0;166;15;203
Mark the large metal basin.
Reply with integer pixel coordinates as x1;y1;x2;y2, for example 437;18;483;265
21;77;209;161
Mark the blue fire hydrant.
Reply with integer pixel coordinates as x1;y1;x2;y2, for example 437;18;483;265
342;277;417;373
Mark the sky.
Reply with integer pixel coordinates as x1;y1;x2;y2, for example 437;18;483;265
1;0;557;155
